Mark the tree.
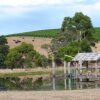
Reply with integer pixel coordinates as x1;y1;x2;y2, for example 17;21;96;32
4;50;21;69
0;36;9;68
50;12;94;64
61;12;94;41
61;17;73;32
0;36;7;45
56;40;91;62
73;12;94;40
5;42;48;69
5;42;35;69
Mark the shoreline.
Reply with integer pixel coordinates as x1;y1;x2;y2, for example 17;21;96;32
0;89;100;100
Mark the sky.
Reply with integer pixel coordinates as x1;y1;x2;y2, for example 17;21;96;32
0;0;100;35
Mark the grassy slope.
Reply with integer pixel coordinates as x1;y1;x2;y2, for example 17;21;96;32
92;27;100;40
8;27;100;40
8;29;60;38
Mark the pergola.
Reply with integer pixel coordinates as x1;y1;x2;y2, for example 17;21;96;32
72;53;100;81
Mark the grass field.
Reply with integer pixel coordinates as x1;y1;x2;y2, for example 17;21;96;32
92;27;100;40
8;29;60;38
0;67;63;77
7;27;100;40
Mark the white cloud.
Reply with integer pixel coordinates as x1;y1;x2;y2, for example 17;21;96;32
0;0;87;6
0;0;100;17
77;2;100;14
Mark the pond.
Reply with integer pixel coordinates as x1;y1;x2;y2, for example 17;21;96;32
0;77;100;91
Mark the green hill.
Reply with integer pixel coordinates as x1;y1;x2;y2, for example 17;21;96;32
92;27;100;41
8;29;60;38
7;28;100;40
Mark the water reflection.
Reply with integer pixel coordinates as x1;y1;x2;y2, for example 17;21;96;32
0;77;100;91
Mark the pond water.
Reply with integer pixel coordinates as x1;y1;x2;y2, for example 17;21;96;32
0;77;100;91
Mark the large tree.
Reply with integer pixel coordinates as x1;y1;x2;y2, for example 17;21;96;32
51;12;94;62
61;12;94;41
0;36;9;68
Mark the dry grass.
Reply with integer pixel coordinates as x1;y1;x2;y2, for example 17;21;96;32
6;36;52;57
0;67;64;78
6;36;100;58
0;89;100;100
0;67;63;73
91;42;100;52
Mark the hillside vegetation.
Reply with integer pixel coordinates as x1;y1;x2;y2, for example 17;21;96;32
7;28;100;40
8;29;60;38
92;27;100;41
6;27;100;58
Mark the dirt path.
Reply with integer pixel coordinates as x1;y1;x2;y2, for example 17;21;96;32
0;89;100;100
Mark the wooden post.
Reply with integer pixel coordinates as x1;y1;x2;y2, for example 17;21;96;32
52;55;56;90
64;61;67;90
80;82;83;89
76;81;80;89
75;62;78;79
95;82;98;88
95;61;98;79
79;61;82;82
68;62;72;90
68;78;71;90
68;62;71;78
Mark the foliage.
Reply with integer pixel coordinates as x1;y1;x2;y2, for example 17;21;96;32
0;36;9;68
61;12;94;41
0;36;8;45
51;12;94;62
16;42;34;53
79;39;92;52
41;44;50;49
51;29;78;52
5;42;48;69
56;40;92;61
4;50;21;69
92;27;100;41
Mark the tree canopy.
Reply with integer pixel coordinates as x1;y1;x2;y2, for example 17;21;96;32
51;12;94;62
61;12;94;41
5;42;48;69
0;36;9;68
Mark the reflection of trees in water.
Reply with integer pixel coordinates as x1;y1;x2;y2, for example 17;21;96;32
0;77;99;90
0;77;47;90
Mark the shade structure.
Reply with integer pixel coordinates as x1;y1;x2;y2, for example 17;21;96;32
72;53;100;61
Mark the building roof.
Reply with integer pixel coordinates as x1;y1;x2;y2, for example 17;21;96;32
72;53;100;61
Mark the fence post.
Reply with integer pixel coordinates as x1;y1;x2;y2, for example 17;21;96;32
64;61;67;90
52;59;56;90
79;61;82;82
